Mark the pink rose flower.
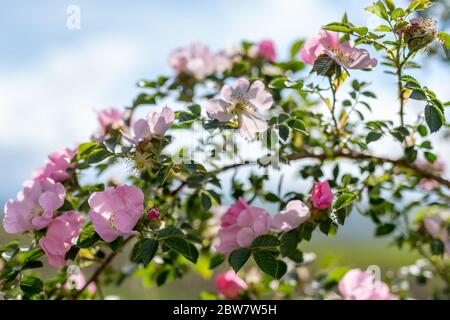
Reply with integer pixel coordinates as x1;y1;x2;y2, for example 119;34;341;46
213;50;234;73
147;208;159;222
301;31;377;70
97;108;125;134
311;181;333;209
39;211;84;267
3;178;66;233
64;271;97;294
33;148;76;183
220;197;249;228
258;40;276;62
206;78;273;139
323;40;378;70
216;206;272;254
272;200;310;231
124;106;174;145
88;185;144;242
169;42;215;79
338;268;393;300
300;31;340;65
215;271;248;299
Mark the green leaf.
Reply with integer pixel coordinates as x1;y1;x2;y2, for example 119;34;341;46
322;22;352;33
140;239;159;266
418;124;428;137
157;226;184;239
156;164;173;186
375;25;391;32
287;119;307;134
409;89;427;100
228;248;251;272
278;124;290;141
78;223;100;248
424;104;444;133
200;192;212;210
407;0;433;13
366;131;382;144
333;192;358;210
250;235;281;249
20;276;44;296
253;251;287;279
365;2;389;20
164;237;198;263
77;142;99;160
87;148;112;164
290;39;304;58
313;56;334;75
424;151;437;163
431;239;444;256
375;223;396;236
391;8;405;19
209;253;225;269
438;32;450;50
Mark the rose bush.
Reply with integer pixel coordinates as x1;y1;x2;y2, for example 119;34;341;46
1;0;449;300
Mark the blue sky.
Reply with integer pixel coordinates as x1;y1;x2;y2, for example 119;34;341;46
0;0;448;209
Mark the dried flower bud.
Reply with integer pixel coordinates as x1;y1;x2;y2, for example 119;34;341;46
398;18;437;52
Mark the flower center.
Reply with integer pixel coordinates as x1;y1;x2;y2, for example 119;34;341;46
329;48;354;65
108;214;118;231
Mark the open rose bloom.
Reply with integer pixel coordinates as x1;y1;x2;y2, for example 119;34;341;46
39;211;84;267
216;204;271;254
301;30;377;71
124;106;174;145
338;269;394;300
206;78;273;139
33;148;76;183
169;42;215;79
272;200;310;231
97;108;125;134
214;271;248;299
3;178;66;233
88;185;144;242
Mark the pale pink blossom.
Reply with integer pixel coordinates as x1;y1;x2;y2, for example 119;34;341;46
215;271;248;299
97;108;125;134
88;185;144;242
300;31;340;65
338;269;394;300
311;181;333;209
169;42;215;79
64;271;97;294
257;40;276;62
272;200;310;231
323;41;378;70
206;78;273;139
216;206;272;254
39;211;84;267
301;31;377;70
3;178;66;233
123;106;174;145
147;208;159;222
214;50;234;73
33;148;76;182
220;197;249;228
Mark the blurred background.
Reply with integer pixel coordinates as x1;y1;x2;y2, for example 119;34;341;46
1;0;449;299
